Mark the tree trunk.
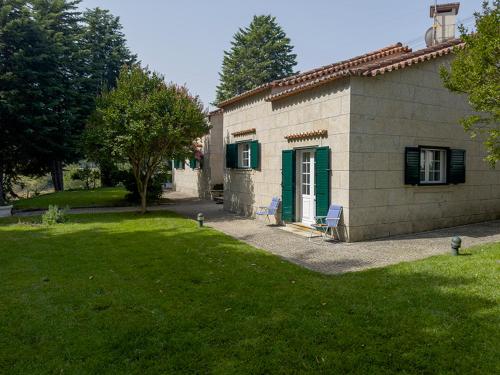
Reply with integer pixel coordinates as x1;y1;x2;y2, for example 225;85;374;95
0;166;5;206
51;160;64;192
140;178;149;214
100;163;113;187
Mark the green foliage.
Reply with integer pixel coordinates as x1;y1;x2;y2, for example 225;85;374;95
82;7;137;97
85;65;209;212
215;15;297;103
0;212;499;373
14;175;52;199
440;1;500;166
0;1;136;195
71;166;100;190
121;168;167;203
41;205;67;225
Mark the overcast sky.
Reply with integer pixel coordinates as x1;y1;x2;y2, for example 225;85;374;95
77;0;481;109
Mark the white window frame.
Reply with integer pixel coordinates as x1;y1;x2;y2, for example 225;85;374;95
420;148;447;184
238;142;251;169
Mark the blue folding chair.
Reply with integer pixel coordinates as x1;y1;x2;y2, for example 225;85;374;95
256;197;281;223
311;205;343;240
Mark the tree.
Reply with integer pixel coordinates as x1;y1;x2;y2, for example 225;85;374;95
0;1;136;197
86;66;209;213
215;15;297;104
440;1;500;166
0;0;86;192
81;7;137;186
0;0;50;202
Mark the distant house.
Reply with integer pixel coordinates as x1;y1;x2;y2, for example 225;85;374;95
172;110;224;199
173;3;500;242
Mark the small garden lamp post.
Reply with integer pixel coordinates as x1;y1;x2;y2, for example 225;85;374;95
451;236;462;256
197;213;204;228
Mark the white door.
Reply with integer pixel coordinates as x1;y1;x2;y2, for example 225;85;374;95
300;150;316;226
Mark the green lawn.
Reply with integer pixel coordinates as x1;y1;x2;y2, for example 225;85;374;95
13;187;129;210
0;212;498;374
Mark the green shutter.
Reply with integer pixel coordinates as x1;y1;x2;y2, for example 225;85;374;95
174;160;181;169
226;143;238;168
315;146;331;217
250;141;260;169
281;150;295;222
448;149;466;184
189;158;197;169
405;147;420;185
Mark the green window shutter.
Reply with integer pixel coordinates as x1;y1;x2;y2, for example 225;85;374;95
448;149;466;184
189;158;197;169
315;146;331;217
404;147;420;185
174;160;180;169
250;141;260;169
226;143;238;168
281;150;296;222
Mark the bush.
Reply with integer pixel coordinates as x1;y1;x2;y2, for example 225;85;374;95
71;166;100;190
121;168;168;204
42;205;67;225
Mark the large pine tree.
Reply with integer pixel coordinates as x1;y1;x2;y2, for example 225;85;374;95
215;15;297;104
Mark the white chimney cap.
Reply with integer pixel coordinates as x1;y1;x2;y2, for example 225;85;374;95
430;2;460;17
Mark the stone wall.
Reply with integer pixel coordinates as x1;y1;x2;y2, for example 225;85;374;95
173;111;224;199
223;79;352;237
348;56;500;241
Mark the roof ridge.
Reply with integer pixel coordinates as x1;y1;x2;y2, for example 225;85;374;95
275;43;410;87
266;39;464;102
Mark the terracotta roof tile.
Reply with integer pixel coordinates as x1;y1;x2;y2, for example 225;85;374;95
217;38;464;107
266;39;464;102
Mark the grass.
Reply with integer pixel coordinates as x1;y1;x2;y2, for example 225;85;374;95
12;187;129;211
0;212;498;374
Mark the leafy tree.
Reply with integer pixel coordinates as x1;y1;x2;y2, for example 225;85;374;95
0;0;49;203
441;1;500;166
81;7;137;186
86;66;209;213
215;15;297;103
0;0;86;193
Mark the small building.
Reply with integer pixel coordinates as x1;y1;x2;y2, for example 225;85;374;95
174;3;500;242
172;109;224;199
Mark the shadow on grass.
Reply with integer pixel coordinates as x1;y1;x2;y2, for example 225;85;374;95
0;213;498;374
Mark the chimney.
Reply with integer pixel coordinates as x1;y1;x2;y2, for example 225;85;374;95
426;2;460;46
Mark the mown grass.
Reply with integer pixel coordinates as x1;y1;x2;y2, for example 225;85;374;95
0;212;498;374
13;187;129;210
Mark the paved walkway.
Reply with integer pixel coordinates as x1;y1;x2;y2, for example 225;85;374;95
161;193;500;274
15;192;500;274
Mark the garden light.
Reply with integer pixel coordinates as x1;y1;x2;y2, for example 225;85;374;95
451;236;462;256
197;213;204;227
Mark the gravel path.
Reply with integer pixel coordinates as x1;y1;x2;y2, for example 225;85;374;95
15;192;500;274
160;193;500;274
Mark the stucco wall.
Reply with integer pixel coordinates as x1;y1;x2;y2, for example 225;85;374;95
173;111;224;199
223;79;352;238
348;56;500;241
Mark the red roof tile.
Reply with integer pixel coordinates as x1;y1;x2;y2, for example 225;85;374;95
217;38;464;107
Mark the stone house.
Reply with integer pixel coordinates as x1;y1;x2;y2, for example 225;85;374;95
174;3;500;242
172;110;224;199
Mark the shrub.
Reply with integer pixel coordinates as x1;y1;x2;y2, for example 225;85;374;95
42;205;67;225
71;166;100;190
121;168;168;204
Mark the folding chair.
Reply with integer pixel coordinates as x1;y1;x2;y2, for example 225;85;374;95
256;197;281;223
311;205;342;240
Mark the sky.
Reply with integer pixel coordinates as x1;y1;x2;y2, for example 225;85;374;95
77;0;482;110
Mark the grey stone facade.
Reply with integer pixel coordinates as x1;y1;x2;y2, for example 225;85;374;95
219;55;500;242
